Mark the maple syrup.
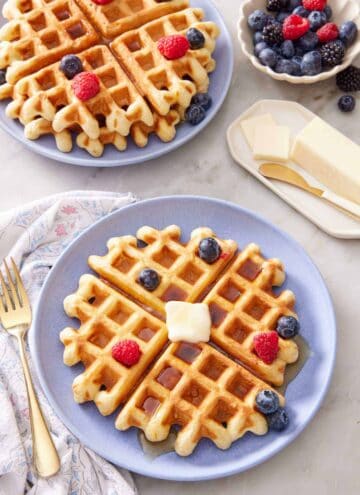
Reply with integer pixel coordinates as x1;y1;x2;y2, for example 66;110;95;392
142;396;160;415
209;302;227;327
175;342;201;363
277;335;311;395
161;284;187;303
156;366;182;390
238;259;262;281
137;326;156;342
138;430;177;459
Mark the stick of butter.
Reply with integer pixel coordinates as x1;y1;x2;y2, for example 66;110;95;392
253;123;291;162
291;117;360;205
240;113;276;148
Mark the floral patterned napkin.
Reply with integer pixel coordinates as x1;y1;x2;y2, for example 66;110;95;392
0;191;138;495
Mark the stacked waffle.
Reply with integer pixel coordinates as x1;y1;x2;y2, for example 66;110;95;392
60;226;300;455
0;0;220;156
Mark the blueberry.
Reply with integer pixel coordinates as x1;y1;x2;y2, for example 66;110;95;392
191;93;212;111
138;269;160;291
295;45;305;56
275;58;298;74
248;10;268;31
253;31;265;44
276;12;290;24
280;40;295;58
308;11;327;31
0;69;6;86
338;94;356;113
59;55;83;80
297;31;318;52
292;6;310;17
259;47;278;68
301;50;322;75
186;27;205;49
291;55;303;75
276;315;300;339
255;41;269;56
198;238;221;264
185;104;206;125
286;0;302;12
267;407;289;431
339;21;358;47
324;5;332;21
255;390;280;415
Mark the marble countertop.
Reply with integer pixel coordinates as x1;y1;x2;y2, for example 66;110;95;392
0;0;359;493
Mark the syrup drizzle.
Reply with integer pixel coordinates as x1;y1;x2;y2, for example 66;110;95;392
138;336;311;457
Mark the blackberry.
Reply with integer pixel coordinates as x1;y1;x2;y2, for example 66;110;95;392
336;66;360;92
320;40;345;67
263;22;283;45
266;0;282;12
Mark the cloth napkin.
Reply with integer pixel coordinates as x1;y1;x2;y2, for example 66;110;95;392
0;191;138;495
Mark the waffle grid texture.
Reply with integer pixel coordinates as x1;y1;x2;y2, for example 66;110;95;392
61;226;299;455
0;0;220;156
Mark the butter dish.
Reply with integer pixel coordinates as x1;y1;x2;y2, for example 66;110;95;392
227;99;360;239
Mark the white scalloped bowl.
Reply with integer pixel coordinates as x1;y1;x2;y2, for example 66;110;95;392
238;0;360;84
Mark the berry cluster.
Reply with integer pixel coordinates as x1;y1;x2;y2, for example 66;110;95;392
335;65;360;113
247;0;358;77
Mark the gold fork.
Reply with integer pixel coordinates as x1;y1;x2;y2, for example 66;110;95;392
0;258;60;477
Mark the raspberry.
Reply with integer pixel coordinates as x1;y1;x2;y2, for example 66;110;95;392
112;340;141;367
91;0;112;4
317;23;339;43
157;34;190;60
253;331;279;365
72;72;100;101
283;14;310;40
302;0;326;11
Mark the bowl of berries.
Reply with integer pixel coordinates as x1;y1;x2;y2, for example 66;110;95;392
238;0;360;83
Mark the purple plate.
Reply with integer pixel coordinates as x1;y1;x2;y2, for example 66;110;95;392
31;196;336;480
0;0;233;167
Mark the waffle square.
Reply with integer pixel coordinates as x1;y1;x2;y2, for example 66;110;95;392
110;8;220;115
0;0;99;84
203;243;299;385
74;0;190;39
60;274;169;415
116;341;285;456
88;225;238;314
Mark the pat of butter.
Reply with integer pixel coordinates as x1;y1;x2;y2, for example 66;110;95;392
253;123;290;162
240;113;276;149
291;117;360;205
165;301;211;344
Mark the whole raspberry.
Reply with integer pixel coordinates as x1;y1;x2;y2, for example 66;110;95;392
253;331;279;365
112;340;141;367
283;14;310;40
157;34;190;60
72;72;100;101
302;0;326;11
91;0;112;4
317;23;339;43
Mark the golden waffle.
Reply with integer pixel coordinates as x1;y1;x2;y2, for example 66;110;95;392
1;45;154;140
203;244;299;386
88;225;238;314
110;8;220;116
77;108;181;156
116;341;285;456
0;0;99;84
74;0;190;39
60;274;169;416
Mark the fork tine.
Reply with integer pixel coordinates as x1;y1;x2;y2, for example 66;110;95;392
3;259;21;309
10;258;29;308
0;288;5;315
0;269;13;311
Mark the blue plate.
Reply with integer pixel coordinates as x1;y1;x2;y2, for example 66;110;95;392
0;0;233;167
31;196;336;481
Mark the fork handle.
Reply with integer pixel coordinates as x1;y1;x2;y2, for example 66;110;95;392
17;334;61;477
